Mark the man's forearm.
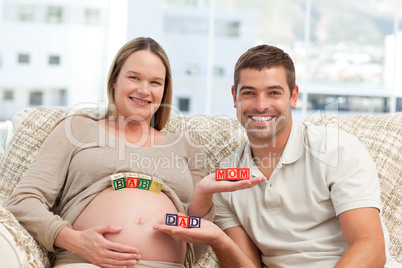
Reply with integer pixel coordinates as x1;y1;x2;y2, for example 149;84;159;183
334;238;386;268
211;234;258;268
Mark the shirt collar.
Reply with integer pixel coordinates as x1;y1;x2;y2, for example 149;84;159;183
280;122;303;164
239;122;303;176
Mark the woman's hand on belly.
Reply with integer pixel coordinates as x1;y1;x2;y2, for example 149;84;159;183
55;225;141;268
72;187;187;264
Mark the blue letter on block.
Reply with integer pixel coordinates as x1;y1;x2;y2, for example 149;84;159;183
189;216;201;228
165;214;178;226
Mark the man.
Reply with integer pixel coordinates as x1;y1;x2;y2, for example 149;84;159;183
154;44;397;267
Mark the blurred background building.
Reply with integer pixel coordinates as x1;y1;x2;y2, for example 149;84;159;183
0;0;401;123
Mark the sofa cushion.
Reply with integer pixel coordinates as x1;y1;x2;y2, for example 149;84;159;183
0;107;400;266
304;112;402;263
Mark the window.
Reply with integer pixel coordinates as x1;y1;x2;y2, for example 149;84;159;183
18;4;34;22
308;94;389;113
29;91;43;106
178;97;190;112
47;6;63;23
18;54;30;64
49;55;60;65
226;21;240;37
213;67;224;76
59;89;67;106
3;90;13;101
165;16;240;37
85;8;100;25
186;64;199;76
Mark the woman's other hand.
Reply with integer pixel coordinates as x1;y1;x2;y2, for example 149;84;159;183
55;225;141;268
189;173;266;217
196;173;267;196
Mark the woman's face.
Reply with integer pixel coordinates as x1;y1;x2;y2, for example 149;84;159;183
113;50;166;125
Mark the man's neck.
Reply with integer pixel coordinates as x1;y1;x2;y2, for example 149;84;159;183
249;125;292;179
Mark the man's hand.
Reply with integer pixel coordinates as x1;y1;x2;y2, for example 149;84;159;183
55;225;141;268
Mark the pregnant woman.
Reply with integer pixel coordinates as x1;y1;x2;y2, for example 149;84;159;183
7;37;265;268
5;37;206;268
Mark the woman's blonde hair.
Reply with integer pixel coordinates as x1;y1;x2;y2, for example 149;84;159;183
104;37;173;130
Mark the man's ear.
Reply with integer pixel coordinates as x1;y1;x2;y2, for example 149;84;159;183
290;85;299;108
231;86;237;108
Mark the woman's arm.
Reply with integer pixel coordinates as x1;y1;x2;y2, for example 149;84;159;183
153;218;261;268
6;118;76;251
189;174;267;217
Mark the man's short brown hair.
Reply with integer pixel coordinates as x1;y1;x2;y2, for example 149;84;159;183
234;45;296;96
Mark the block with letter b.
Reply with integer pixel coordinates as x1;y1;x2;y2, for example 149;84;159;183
149;177;164;193
111;173;126;190
138;174;152;190
126;173;139;188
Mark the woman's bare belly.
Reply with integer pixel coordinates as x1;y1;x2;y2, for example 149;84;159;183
72;187;186;264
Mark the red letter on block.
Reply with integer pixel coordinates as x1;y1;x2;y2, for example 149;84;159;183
126;173;139;188
227;168;238;180
215;169;227;180
238;168;250;180
177;216;189;228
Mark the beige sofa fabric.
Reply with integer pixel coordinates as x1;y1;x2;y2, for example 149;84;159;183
0;106;400;267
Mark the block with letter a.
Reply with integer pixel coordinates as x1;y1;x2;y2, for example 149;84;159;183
177;216;189;228
126;173;139;188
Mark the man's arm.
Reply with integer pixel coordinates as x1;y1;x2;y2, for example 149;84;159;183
224;225;262;268
335;207;386;268
189;174;267;217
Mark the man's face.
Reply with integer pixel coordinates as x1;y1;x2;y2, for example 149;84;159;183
232;67;298;145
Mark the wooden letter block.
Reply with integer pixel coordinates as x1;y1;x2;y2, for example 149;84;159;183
111;173;126;190
227;168;238;180
149;177;164;194
215;169;228;181
189;216;201;228
126;173;139;188
238;168;250;180
138;174;152;190
165;214;178;226
177;216;189;228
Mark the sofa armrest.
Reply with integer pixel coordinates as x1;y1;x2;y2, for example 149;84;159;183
0;206;50;267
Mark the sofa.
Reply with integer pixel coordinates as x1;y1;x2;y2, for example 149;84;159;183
0;106;401;267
